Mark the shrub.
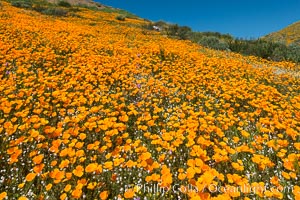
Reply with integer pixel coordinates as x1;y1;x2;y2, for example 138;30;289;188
166;24;179;37
164;24;192;39
42;7;68;17
58;1;71;8
11;1;32;9
177;26;192;40
89;22;97;26
142;22;155;31
68;7;81;12
153;21;169;27
116;15;125;21
286;44;300;62
78;4;100;11
198;36;229;50
271;47;287;61
32;5;47;13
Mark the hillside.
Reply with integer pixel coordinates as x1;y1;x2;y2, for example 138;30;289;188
264;21;300;45
0;1;300;200
46;0;103;7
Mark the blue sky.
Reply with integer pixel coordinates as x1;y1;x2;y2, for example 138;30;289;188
96;0;300;38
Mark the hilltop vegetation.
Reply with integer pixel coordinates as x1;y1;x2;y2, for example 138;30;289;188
0;1;300;200
5;0;300;63
6;0;102;9
146;21;300;63
46;0;102;8
4;0;139;19
264;21;300;45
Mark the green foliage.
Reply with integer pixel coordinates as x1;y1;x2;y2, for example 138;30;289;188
116;10;138;19
271;46;287;61
166;24;192;40
286;44;300;62
41;7;68;17
11;0;32;9
76;4;99;11
143;21;192;40
58;1;71;8
165;24;179;36
8;0;50;7
116;15;126;21
141;21;166;31
153;20;169;27
68;7;81;12
177;26;192;40
101;7;139;19
9;0;68;17
32;4;47;13
229;39;300;62
144;19;300;63
7;0;300;63
141;23;154;31
198;36;229;50
175;25;300;63
189;31;234;43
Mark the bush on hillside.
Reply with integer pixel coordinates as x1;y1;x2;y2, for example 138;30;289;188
32;5;47;13
286;44;300;62
142;22;154;30
153;21;169;27
165;24;192;40
68;7;81;12
177;26;192;40
11;1;32;9
228;39;300;63
116;15;126;21
42;7;68;16
58;1;71;7
198;36;229;50
271;46;287;61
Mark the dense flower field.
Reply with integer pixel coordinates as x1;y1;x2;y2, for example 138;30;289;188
0;2;300;200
